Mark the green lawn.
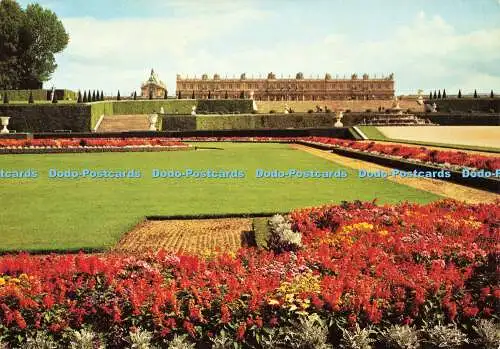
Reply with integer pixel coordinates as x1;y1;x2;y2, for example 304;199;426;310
0;142;440;252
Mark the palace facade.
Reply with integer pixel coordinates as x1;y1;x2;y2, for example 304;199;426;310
175;72;394;100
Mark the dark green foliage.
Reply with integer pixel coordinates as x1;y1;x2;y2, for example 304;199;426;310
474;89;478;98
0;1;69;89
458;89;462;98
3;92;9;104
490;90;494;98
429;91;432;100
433;91;437;99
117;90;121;101
149;89;153;100
100;90;104;101
437;90;441;99
83;91;87;103
87;90;91;102
28;90;34;104
225;90;228;99
196;99;253;114
191;90;195;99
240;90;245;99
133;91;137;100
178;90;182;99
77;91;82;103
92;90;96;102
442;89;446;98
164;90;168;99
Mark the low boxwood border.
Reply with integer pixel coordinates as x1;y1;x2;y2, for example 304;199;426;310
0;145;192;155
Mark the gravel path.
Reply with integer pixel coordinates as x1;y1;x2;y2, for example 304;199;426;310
114;218;253;255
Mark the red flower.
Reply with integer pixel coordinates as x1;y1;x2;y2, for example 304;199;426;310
236;323;246;341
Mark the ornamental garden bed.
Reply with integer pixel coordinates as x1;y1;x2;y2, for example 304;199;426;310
295;138;500;193
0;200;498;348
0;138;191;154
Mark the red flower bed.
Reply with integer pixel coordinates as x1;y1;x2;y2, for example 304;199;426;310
0;138;188;149
302;137;500;171
0;200;498;347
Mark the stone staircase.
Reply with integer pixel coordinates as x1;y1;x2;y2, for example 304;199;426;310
96;115;150;132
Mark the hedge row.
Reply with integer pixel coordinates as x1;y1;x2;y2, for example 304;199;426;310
430;98;500;113
163;113;338;131
0;89;77;101
0;104;91;132
196;99;254;114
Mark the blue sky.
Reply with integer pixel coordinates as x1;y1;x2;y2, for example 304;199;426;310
18;0;500;96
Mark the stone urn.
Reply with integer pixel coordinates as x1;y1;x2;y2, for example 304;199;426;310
191;105;197;116
148;113;158;131
334;111;344;128
0;116;11;134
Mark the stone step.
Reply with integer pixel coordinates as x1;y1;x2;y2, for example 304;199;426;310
97;115;150;132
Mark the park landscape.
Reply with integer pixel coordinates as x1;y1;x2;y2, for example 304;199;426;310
1;0;500;348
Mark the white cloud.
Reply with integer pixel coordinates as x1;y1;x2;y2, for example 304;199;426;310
48;8;500;96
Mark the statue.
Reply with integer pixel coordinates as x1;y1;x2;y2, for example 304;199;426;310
191;105;197;116
334;111;344;128
148;114;158;131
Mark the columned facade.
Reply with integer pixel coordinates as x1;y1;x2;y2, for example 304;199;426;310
175;72;395;100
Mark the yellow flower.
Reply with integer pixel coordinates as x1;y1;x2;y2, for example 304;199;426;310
378;230;389;237
0;277;5;287
268;299;280;305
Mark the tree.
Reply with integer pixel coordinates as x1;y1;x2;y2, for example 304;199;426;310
208;91;211;99
429;91;432;100
133;91;137;100
437;90;441;99
191;90;195;99
225;90;228;99
77;90;82;103
149;89;153;100
3;92;9;104
51;91;57;103
0;1;69;89
474;89;478;98
433;90;437;99
82;90;87;103
442;89;446;98
117;90;121;101
240;91;245;99
28;90;34;103
0;0;25;89
490;90;494;98
178;90;181;99
164;90;168;99
458;89;462;98
92;90;96;102
100;90;103;101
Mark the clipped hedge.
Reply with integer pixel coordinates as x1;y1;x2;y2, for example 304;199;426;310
112;100;195;115
0;89;47;101
429;98;500;113
0;104;91;132
196;99;254;114
162;113;337;130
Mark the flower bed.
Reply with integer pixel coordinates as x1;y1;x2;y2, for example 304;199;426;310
300;137;500;172
0;200;498;348
0;138;189;154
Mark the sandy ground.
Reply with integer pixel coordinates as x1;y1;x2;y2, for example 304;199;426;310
376;126;500;148
291;144;499;204
114;218;253;255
